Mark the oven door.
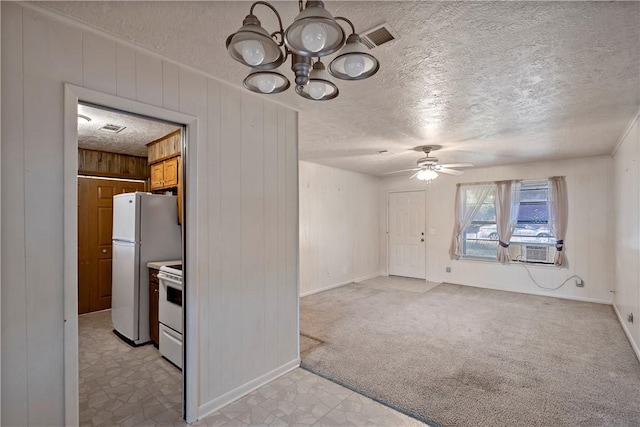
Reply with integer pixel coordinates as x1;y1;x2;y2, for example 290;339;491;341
158;272;183;334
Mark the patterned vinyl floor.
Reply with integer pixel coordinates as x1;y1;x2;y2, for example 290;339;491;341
80;310;426;426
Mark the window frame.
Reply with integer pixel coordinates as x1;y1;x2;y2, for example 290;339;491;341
461;180;556;264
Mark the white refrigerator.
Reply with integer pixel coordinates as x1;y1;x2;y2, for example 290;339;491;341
112;192;182;345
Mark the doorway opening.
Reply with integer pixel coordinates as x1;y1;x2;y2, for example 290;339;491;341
76;102;186;424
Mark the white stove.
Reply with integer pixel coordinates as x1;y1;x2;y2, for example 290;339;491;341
158;263;183;369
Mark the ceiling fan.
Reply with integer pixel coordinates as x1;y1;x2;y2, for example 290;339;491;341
384;146;474;181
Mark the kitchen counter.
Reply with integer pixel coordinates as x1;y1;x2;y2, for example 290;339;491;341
147;260;182;270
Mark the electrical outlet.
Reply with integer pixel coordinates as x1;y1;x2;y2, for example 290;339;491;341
628;313;634;324
575;278;584;287
446;267;451;273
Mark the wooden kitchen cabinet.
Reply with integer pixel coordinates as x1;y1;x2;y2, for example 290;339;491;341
149;156;180;191
149;268;160;347
150;163;165;189
147;130;181;164
163;157;179;187
177;160;183;225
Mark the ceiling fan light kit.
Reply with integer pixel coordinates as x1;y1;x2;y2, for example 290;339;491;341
385;146;474;182
226;0;380;100
416;168;439;182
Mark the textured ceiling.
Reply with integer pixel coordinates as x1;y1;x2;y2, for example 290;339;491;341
78;104;181;156
43;1;640;176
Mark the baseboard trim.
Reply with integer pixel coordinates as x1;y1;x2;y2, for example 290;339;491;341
197;358;300;420
444;281;613;305
300;273;380;297
613;304;640;362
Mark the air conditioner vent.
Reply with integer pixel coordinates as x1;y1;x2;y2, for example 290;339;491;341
99;123;126;133
522;245;551;263
361;23;398;49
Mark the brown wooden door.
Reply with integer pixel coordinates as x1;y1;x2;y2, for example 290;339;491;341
78;177;146;314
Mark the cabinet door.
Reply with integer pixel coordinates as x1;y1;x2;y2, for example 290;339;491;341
149;269;160;346
177;158;183;225
163;157;179;187
150;163;165;190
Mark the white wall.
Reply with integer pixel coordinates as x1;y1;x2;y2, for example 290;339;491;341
613;113;640;357
1;3;299;425
299;161;379;296
379;156;614;304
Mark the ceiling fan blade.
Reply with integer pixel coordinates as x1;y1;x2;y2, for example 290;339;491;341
383;168;420;175
437;167;464;176
438;163;474;168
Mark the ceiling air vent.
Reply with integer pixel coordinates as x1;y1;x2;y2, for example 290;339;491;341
98;123;126;133
360;22;398;49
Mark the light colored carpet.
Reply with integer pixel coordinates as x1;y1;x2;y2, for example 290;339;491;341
300;277;640;427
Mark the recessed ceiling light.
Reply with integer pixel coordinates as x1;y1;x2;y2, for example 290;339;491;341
78;114;91;122
98;124;127;133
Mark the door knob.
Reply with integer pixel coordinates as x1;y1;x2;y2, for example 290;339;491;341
102;249;107;254
421;238;425;242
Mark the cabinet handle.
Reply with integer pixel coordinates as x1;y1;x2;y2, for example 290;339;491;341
102;249;107;254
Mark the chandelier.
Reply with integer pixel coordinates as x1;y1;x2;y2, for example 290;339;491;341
226;0;380;101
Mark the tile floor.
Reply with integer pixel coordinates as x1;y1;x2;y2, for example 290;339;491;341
79;310;183;426
80;310;426;426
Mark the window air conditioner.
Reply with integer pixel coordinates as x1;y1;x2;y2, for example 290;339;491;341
521;245;553;263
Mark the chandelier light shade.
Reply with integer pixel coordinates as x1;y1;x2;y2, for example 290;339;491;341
244;71;290;94
226;14;285;69
416;169;439;182
225;1;380;101
284;1;346;57
295;60;338;101
329;34;380;80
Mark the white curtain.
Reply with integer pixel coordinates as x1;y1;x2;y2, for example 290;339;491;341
449;183;493;260
549;176;568;267
494;180;521;263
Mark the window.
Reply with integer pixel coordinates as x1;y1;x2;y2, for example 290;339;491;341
462;180;555;262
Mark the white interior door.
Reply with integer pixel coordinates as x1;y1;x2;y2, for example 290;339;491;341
388;191;426;279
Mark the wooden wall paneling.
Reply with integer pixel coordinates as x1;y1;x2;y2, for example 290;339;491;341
82;32;116;95
220;84;243;391
116;43;136;99
205;78;222;401
572;163;590;296
178;67;208;407
78;148;148;179
0;5;2;423
589;160;612;298
276;107;288;364
163;60;180;111
285;108;299;361
3;5;301;422
135;51;163;107
241;93;266;382
22;9;83;424
262;101;280;372
1;3;28;424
